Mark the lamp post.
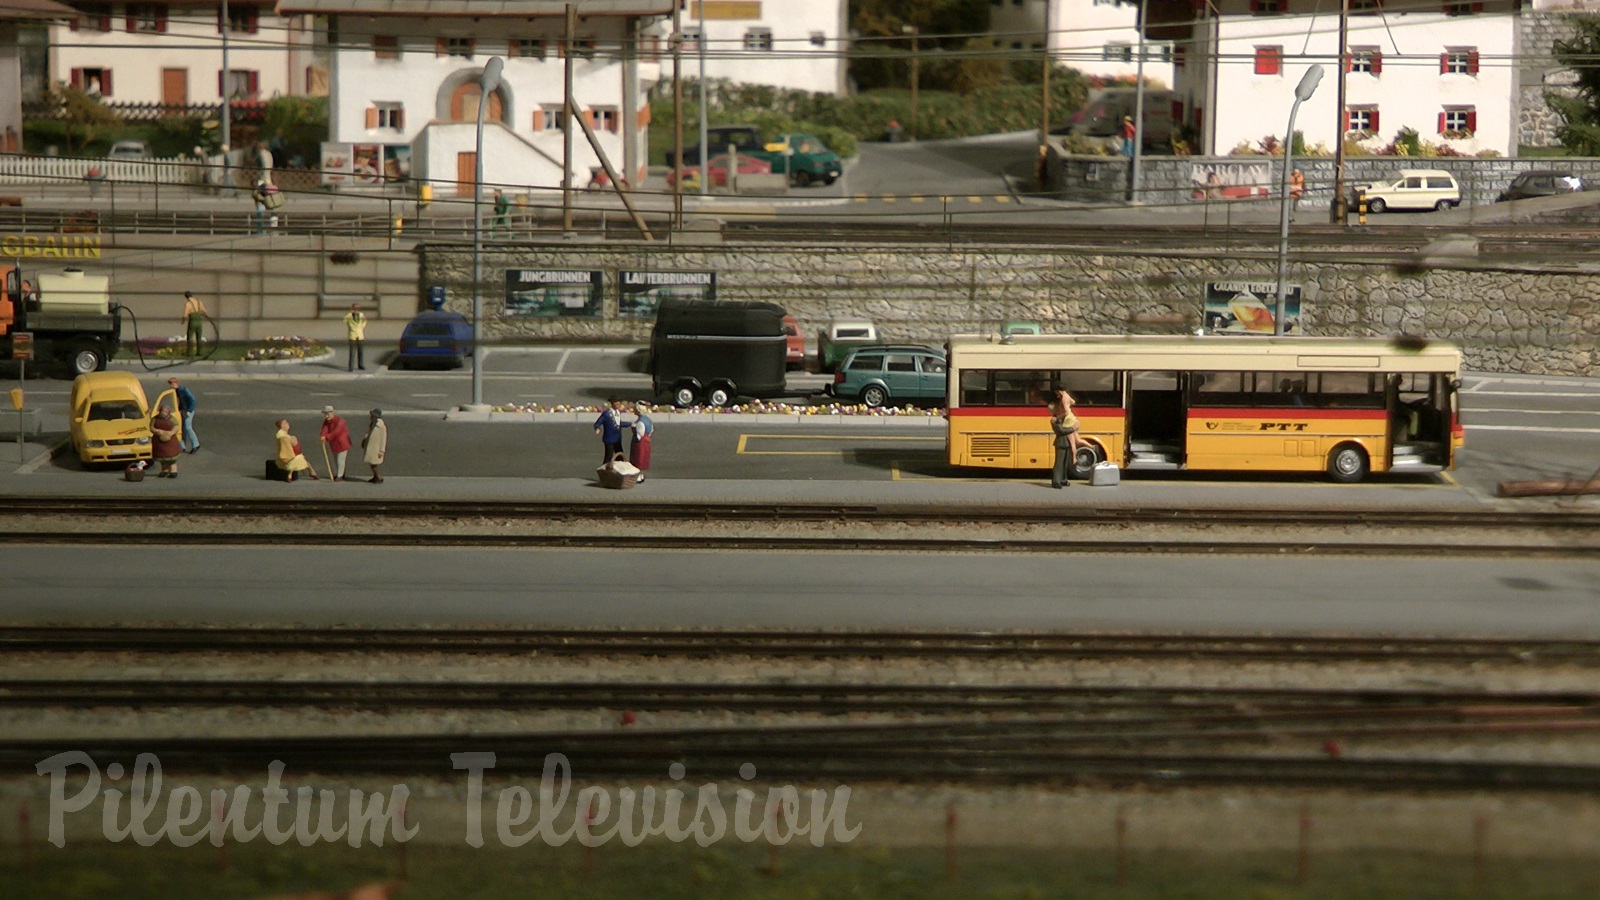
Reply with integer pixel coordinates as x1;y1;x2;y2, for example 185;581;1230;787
1129;0;1148;202
697;0;708;194
1275;64;1323;337
469;56;504;410
902;24;919;141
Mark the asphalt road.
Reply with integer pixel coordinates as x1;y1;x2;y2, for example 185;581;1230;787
7;348;1600;496
4;544;1599;636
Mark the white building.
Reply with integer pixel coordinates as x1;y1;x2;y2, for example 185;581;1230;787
989;0;1176;87
677;0;846;96
50;1;314;105
278;0;671;195
1151;0;1518;156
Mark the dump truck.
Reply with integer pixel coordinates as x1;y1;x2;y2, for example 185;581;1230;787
0;264;122;375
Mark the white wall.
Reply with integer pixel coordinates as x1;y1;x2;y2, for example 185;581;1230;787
678;0;845;95
1186;0;1517;156
330;15;657;191
49;10;305;103
989;0;1176;86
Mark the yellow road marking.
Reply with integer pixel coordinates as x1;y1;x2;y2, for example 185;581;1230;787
737;433;944;456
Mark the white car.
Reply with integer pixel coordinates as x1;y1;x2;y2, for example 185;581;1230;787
1354;169;1461;213
107;140;151;160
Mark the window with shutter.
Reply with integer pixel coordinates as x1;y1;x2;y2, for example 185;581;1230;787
366;107;378;129
1467;50;1480;74
374;36;400;59
1254;46;1282;75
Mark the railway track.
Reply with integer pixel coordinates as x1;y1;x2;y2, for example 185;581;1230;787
3;625;1598;665
5;725;1599;791
6;496;1600;529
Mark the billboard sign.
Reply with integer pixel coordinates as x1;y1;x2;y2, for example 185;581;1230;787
617;270;716;318
504;269;604;318
1203;281;1302;335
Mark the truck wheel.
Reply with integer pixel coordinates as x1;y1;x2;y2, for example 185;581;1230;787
706;383;735;407
793;170;813;188
68;344;106;376
672;384;699;408
861;385;888;408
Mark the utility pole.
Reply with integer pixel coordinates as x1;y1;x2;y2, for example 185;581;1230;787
1331;0;1350;224
562;3;575;231
220;0;230;175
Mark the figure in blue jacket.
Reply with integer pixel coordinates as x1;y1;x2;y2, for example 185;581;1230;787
594;397;625;463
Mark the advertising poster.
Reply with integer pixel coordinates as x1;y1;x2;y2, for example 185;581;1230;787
504;269;603;318
384;146;412;182
352;144;382;186
617;270;716;318
319;142;354;187
1203;281;1302;335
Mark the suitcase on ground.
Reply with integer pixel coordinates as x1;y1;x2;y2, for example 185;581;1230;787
1090;461;1121;486
265;459;291;482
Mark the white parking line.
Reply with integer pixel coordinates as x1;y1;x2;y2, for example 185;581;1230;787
1468;424;1600;434
1467;408;1600;415
555;349;572;373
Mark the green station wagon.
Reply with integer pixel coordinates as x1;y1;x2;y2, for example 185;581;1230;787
828;345;947;408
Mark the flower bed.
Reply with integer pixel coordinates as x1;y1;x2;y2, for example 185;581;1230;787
244;335;329;361
493;399;942;417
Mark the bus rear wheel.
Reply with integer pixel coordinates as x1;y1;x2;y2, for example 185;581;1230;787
1328;444;1369;483
1070;443;1102;479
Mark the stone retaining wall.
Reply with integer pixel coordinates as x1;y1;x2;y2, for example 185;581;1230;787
420;241;1600;376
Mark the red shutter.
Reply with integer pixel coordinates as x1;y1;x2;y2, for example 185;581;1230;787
247;9;258;35
247;71;259;98
125;12;136;32
366;106;378;129
1439;52;1448;74
1344;52;1352;73
532;110;544;132
216;4;223;33
1466;110;1477;132
218;70;224;97
584;109;596;129
1438;112;1447;134
70;68;83;89
69;16;79;31
1342;109;1350;132
1468;50;1480;74
155;7;167;32
508;40;518;57
394;108;405;130
97;12;110;31
101;70;111;96
1370;109;1380;132
436;37;446;57
1372;51;1382;74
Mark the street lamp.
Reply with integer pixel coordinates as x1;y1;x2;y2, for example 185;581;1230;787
902;24;919;141
469;55;504;410
1275;64;1323;337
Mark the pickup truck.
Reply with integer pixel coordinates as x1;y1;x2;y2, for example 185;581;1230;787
671;125;843;187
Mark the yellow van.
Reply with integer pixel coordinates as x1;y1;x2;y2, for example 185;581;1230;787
68;372;174;466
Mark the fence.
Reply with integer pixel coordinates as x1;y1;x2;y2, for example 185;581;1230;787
0;155;197;187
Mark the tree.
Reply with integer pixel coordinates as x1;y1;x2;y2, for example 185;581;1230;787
55;84;123;153
1546;14;1600;153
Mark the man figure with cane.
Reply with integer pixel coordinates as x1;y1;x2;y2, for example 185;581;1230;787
319;405;352;482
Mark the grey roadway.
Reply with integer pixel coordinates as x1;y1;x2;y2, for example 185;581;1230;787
3;544;1599;638
7;348;1600;499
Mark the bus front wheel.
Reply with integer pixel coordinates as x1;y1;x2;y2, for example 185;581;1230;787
1328;445;1369;483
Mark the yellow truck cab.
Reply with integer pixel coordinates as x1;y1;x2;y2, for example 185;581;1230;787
69;372;172;465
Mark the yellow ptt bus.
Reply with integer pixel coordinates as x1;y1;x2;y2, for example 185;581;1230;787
946;334;1463;482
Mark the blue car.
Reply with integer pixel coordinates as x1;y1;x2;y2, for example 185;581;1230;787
395;310;473;369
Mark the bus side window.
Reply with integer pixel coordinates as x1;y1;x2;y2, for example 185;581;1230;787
960;370;990;406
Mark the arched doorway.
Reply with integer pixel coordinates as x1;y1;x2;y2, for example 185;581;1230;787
450;82;504;122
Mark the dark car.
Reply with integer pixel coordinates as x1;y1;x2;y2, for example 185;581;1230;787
828;344;947;408
395;310;473;369
1497;170;1586;202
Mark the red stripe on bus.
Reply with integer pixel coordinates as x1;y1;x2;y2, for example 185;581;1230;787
1188;407;1388;420
948;407;1126;417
